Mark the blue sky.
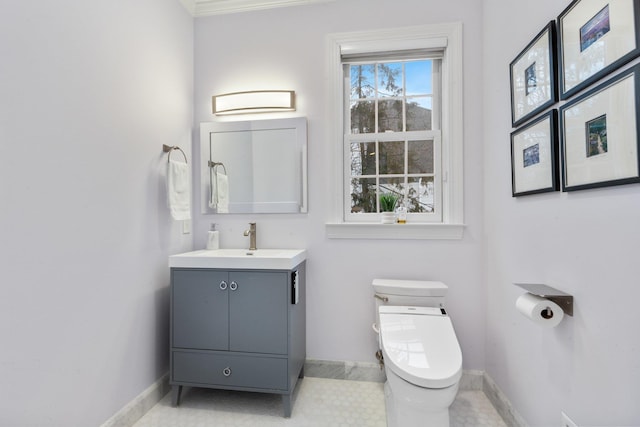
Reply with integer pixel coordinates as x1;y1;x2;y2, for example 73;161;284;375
350;59;433;97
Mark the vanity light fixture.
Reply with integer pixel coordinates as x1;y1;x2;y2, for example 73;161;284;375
212;90;296;115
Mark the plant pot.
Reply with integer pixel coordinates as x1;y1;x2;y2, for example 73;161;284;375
381;212;396;224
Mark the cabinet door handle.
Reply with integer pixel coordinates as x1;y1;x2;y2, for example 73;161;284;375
222;367;232;377
219;281;228;290
229;281;238;291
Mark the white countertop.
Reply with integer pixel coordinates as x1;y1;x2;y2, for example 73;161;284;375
169;248;307;270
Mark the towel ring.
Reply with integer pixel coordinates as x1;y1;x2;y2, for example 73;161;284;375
208;160;227;175
208;161;228;208
162;144;188;164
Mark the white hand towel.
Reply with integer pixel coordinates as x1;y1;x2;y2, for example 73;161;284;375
167;159;191;220
215;172;229;213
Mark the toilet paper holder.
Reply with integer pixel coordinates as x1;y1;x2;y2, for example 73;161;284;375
514;283;573;317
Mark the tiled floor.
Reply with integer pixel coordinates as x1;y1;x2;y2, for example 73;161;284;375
133;377;507;427
450;390;508;427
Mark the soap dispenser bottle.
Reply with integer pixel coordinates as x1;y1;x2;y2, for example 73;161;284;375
206;223;219;250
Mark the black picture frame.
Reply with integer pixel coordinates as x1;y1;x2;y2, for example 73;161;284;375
558;0;640;99
511;110;559;197
510;22;558;128
560;65;640;191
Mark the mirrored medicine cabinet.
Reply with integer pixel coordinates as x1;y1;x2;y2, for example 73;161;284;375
200;117;308;214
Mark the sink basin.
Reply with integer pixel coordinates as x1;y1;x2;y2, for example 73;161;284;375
169;248;306;270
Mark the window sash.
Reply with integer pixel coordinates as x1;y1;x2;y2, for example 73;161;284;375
345;59;442;134
342;57;442;222
343;131;442;223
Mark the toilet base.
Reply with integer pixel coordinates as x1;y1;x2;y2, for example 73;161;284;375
384;367;459;427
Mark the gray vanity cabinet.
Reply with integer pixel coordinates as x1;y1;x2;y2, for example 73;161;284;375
171;269;229;350
228;271;288;354
170;263;306;417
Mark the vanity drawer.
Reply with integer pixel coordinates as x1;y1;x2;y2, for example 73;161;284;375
172;351;288;391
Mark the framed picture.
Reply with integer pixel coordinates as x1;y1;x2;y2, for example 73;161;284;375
511;110;559;196
558;0;640;99
510;22;557;127
560;64;640;191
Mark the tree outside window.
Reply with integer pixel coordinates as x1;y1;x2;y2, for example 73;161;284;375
347;59;438;216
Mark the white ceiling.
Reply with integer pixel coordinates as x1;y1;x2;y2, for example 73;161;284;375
179;0;336;16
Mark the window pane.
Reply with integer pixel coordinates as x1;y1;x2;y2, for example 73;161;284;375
350;65;375;99
408;139;433;174
408;177;434;213
378;99;403;132
350;141;376;176
379;177;404;212
379;140;404;175
406;60;432;95
350;177;377;213
350;100;375;134
377;63;403;97
406;97;433;131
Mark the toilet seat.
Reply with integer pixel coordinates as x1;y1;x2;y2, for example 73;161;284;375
379;306;462;389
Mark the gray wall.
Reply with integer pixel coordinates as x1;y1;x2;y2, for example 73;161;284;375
0;1;194;425
483;0;640;425
192;0;486;367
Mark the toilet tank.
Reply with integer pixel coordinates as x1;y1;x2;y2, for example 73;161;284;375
373;279;448;307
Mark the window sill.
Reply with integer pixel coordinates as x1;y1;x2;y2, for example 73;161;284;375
325;222;465;240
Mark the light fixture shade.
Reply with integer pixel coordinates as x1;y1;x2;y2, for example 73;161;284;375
212;90;296;115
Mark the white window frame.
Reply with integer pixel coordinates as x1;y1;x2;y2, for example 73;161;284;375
343;59;443;224
325;23;465;240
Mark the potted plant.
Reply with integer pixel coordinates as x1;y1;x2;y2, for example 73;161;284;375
379;193;398;224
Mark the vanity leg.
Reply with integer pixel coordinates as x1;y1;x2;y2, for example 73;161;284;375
171;385;182;407
298;366;305;379
282;394;292;418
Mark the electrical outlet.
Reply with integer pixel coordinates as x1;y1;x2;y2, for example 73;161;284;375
561;412;578;427
182;219;191;234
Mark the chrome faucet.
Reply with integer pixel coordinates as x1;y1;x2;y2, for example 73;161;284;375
243;222;257;250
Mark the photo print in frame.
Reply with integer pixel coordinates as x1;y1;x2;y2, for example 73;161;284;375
558;0;640;99
586;114;608;157
511;110;559;197
510;21;558;127
560;65;640;191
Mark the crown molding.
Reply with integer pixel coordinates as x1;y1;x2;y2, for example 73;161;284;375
178;0;197;15
179;0;335;17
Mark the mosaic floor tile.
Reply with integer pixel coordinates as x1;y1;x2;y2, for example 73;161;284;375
133;378;506;427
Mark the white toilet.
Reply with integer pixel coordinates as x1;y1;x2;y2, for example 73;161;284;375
372;279;462;427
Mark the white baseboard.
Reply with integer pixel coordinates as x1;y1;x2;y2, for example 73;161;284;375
483;372;528;427
99;364;525;427
99;374;170;427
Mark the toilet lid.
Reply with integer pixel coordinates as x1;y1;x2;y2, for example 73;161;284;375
379;306;462;389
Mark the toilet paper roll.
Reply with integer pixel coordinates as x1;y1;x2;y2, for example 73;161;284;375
516;293;564;328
